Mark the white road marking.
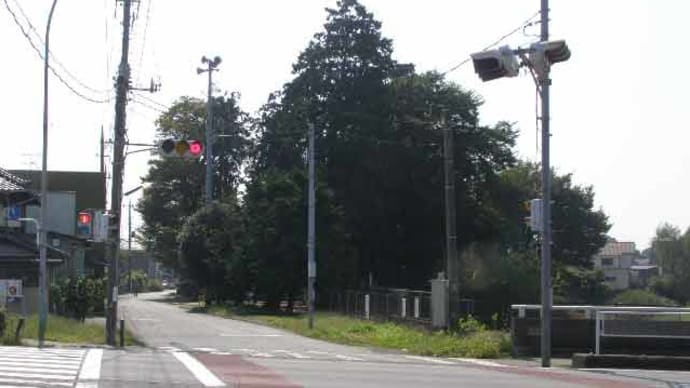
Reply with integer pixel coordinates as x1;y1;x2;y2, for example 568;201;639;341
334;354;365;361
0;360;81;370
210;351;233;356
229;348;256;353
0;365;77;374
0;357;82;365
273;350;311;359
172;351;225;387
0;352;83;360
219;334;283;337
404;355;456;365
158;346;182;352
0;378;71;387
192;347;219;353
250;352;275;358
449;358;509;368
77;348;103;382
306;350;330;355
0;371;74;380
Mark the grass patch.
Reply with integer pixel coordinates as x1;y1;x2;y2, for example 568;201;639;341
200;306;510;358
2;314;137;346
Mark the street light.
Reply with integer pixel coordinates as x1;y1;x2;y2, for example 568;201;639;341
37;0;59;349
124;185;143;294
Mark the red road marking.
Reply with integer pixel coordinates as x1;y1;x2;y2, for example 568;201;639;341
463;363;648;388
195;353;302;388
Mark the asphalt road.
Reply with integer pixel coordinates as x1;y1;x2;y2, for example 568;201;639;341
108;291;677;388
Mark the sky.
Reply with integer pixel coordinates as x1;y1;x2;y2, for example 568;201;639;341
1;0;689;251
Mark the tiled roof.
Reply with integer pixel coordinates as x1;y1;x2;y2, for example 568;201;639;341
598;241;636;257
0;168;26;192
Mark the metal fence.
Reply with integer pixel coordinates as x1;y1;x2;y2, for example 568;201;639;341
328;289;433;327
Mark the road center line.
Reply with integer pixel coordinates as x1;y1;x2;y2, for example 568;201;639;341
404;355;456;365
172;351;225;387
274;350;311;359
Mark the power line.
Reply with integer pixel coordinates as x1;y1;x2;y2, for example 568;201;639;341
3;0;113;104
132;91;168;110
442;10;541;76
134;0;152;86
9;0;112;95
130;97;166;113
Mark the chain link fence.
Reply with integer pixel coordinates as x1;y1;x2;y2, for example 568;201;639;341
328;288;433;327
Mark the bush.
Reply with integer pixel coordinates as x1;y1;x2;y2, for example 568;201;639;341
50;276;106;320
147;279;164;292
456;315;486;335
610;289;678;307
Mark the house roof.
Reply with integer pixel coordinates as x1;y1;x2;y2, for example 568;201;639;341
598;241;636;257
0;168;28;192
10;170;106;210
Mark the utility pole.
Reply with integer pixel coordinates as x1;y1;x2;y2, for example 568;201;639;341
106;0;132;346
307;122;316;330
38;0;58;348
442;112;459;328
128;201;132;294
539;0;553;368
197;56;222;203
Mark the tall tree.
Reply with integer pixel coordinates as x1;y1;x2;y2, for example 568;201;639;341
178;202;245;304
138;95;248;269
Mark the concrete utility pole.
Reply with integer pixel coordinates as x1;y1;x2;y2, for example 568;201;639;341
128;201;132;293
442;113;459;328
197;56;222;203
106;0;132;346
539;0;553;368
38;0;59;348
307;122;316;330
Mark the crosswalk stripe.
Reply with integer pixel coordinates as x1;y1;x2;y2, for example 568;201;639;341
0;377;72;387
78;349;103;381
404;355;456;365
0;357;82;365
0;371;75;380
0;365;78;375
0;360;81;370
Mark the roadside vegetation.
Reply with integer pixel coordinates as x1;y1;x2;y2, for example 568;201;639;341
193;305;509;358
1;313;137;346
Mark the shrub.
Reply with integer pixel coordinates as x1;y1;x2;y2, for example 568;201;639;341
147;279;164;292
610;289;677;307
456;314;486;335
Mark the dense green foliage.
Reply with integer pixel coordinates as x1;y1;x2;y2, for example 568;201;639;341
138;0;611;317
50;276;106;321
611;289;677;307
647;223;690;304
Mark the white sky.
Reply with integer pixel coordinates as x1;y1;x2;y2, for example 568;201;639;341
2;0;689;251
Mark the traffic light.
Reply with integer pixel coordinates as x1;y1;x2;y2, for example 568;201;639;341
470;45;520;82
528;40;571;80
76;211;93;239
158;139;204;159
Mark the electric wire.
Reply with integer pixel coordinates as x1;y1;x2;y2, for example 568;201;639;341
130;97;166;113
132;92;168;111
442;10;541;76
9;0;112;95
3;0;113;104
134;0;152;86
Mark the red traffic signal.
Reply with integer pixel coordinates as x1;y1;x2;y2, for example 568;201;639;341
159;139;203;159
78;212;92;225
